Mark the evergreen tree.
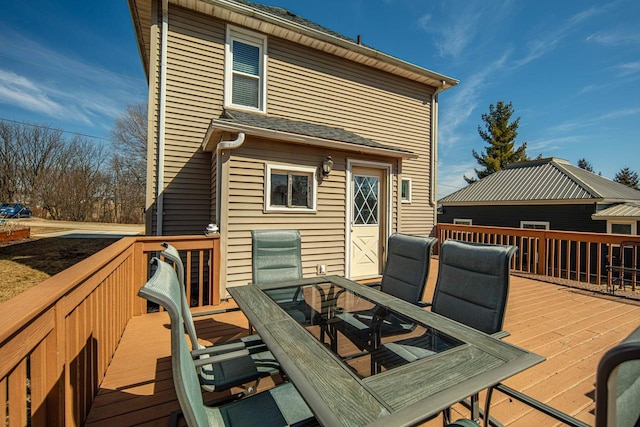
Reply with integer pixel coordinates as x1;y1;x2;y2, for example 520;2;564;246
464;101;528;184
614;167;640;190
577;158;594;172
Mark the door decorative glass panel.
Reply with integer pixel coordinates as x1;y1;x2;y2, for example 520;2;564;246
353;176;379;225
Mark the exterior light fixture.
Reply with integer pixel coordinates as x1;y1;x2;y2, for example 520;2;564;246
322;156;334;177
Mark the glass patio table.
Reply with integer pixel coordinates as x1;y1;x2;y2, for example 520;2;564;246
228;275;544;427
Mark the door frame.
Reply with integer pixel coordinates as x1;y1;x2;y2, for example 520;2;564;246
345;159;393;279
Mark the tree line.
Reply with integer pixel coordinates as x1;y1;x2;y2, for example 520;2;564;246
0;103;147;223
464;101;639;190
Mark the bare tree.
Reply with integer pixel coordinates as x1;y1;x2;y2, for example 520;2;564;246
109;103;147;223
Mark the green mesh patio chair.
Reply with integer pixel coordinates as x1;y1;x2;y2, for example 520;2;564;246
138;258;316;427
161;242;267;353
251;230;313;325
152;250;279;394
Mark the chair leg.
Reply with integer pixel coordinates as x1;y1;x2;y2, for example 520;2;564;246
470;393;480;422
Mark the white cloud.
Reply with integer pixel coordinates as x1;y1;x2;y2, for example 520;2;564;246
0;70;65;117
439;51;511;147
512;5;607;69
586;30;640;46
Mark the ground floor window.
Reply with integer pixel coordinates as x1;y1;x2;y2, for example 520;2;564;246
265;164;317;212
401;178;412;203
607;220;637;235
453;218;472;225
520;221;550;230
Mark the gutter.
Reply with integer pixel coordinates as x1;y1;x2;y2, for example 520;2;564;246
215;133;246;224
156;0;168;235
430;81;447;206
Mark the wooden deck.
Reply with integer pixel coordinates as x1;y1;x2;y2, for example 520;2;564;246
85;261;640;426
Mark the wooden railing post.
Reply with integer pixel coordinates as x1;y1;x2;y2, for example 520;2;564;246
538;234;547;275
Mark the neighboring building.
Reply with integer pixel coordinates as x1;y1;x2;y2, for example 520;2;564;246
128;0;458;294
438;158;640;235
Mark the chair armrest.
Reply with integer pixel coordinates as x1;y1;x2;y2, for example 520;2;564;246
491;330;510;339
191;307;241;318
493;383;589;427
193;349;250;366
191;341;248;357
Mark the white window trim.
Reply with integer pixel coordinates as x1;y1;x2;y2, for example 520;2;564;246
224;25;267;113
520;221;550;230
453;218;472;225
401;178;412;203
265;164;317;212
607;220;637;235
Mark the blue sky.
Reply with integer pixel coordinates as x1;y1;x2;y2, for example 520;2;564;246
1;1;639;197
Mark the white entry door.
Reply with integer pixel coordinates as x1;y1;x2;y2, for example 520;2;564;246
350;167;384;278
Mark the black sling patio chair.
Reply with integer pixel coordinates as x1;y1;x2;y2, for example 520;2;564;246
374;240;517;424
331;234;437;354
160;244;279;393
138;258;316;427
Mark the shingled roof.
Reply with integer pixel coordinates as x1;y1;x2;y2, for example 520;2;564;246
440;158;640;205
203;109;415;158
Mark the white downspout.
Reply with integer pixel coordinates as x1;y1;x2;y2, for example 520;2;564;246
430;80;446;207
156;0;168;235
215;133;246;225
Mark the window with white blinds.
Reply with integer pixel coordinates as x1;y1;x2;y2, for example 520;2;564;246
225;26;266;112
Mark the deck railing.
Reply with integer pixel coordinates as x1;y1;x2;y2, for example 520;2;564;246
0;235;219;427
436;224;640;291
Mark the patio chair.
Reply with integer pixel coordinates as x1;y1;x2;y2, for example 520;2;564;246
160;242;266;353
251;230;312;324
376;240;516;424
332;234;437;354
138;258;315;427
143;256;278;394
595;324;640;427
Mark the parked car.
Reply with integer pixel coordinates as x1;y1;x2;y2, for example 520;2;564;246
0;203;32;218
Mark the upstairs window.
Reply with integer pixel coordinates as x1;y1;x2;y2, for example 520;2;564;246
607;221;636;235
225;26;266;112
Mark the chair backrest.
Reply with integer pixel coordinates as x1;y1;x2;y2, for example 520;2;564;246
379;234;437;304
595;325;640;427
251;230;302;284
431;240;517;335
138;258;209;426
161;242;201;350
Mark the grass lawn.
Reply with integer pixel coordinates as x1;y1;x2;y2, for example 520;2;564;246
0;236;117;303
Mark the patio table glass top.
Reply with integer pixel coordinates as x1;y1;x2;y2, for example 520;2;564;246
261;280;465;378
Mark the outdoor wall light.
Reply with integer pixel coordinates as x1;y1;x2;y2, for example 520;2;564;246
322;156;334;177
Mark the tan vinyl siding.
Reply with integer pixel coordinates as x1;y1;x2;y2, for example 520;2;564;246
159;5;226;234
266;37;435;235
221;137;400;289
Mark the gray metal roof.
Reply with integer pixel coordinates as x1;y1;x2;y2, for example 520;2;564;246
592;203;640;220
440;157;640;205
216;109;413;154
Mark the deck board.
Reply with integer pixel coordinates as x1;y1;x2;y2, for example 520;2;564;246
85;260;640;426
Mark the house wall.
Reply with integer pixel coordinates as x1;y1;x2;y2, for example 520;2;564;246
222;137;398;288
438;203;607;233
145;5;440;288
146;5;437;236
